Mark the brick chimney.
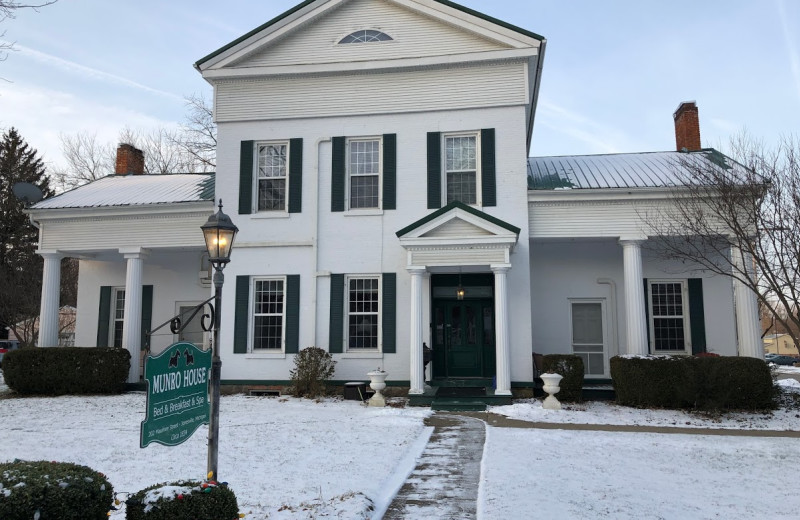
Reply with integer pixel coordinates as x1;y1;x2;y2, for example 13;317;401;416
115;143;145;175
673;101;701;152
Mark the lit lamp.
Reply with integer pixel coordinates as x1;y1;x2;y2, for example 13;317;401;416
456;272;465;300
201;200;238;482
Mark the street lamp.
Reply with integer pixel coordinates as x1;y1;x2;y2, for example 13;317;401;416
201;199;238;482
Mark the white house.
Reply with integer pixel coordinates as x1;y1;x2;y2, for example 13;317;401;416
27;0;762;401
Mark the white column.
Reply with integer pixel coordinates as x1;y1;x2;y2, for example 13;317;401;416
37;251;62;347
492;264;512;396
408;267;426;395
121;248;148;383
731;244;763;358
620;238;649;356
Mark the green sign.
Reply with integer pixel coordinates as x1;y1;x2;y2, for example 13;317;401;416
140;342;212;448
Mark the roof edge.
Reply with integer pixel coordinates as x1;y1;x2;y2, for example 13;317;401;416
396;200;521;237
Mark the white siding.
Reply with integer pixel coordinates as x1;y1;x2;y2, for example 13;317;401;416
530;199;673;238
422;218;493;238
233;0;509;69
215;61;527;122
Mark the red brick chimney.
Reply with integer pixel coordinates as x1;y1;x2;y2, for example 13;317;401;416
115;143;145;175
673;101;701;152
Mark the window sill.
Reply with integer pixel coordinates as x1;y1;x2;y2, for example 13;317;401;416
245;352;286;359
344;209;383;217
251;212;290;219
339;352;383;359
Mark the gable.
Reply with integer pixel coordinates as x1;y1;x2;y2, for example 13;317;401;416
230;0;512;69
421;217;494;238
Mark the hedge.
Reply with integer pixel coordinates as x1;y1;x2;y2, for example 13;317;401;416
0;460;113;520
1;347;130;395
126;480;239;520
610;355;775;411
541;354;584;402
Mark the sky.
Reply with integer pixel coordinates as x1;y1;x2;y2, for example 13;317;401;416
0;0;798;172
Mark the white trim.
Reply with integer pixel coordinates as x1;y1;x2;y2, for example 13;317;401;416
345;136;383;211
442;131;481;207
111;287;126;349
344;274;383;353
568;298;609;378
647;279;692;355
253;140;290;214
173;301;208;348
249;275;288;354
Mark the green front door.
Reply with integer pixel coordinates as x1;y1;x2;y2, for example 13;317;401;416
432;299;495;378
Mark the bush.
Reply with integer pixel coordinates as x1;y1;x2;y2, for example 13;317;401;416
0;460;113;520
541;354;584;402
610;355;775;411
1;347;130;395
126;480;239;520
289;346;336;398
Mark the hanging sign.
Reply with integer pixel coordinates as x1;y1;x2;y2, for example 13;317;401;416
140;342;211;448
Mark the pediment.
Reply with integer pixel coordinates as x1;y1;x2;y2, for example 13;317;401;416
397;201;520;240
197;0;542;74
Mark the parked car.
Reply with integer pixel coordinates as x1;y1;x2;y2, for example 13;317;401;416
0;339;20;364
766;355;799;366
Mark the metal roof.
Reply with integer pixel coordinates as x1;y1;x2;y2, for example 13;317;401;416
528;149;744;190
31;174;215;210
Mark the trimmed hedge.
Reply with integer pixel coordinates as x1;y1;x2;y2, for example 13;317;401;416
126;480;239;520
610;355;775;411
541;354;584;402
1;347;130;395
0;460;113;520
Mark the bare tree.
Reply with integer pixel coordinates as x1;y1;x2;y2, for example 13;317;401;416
0;1;57;65
645;134;800;354
51;131;115;191
174;92;216;169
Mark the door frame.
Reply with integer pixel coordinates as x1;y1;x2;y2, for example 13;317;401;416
568;298;609;378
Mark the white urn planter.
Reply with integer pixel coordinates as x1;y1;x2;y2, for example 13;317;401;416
367;370;388;407
540;372;563;410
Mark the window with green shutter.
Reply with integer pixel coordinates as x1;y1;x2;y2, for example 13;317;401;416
331;137;346;212
239;141;254;215
97;286;112;347
329;274;344;353
429;128;496;208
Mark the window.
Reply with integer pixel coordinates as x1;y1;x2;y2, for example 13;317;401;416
347;276;380;350
571;301;605;376
252;278;286;351
112;288;125;348
348;138;381;209
648;280;690;353
256;142;288;211
339;30;393;44
444;133;479;205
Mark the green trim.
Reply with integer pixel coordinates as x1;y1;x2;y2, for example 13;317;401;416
97;286;112;348
331;137;346;212
219;379;413;387
233;275;250;354
644;278;651;349
329;274;344;353
382;273;396;353
396;200;521;237
288;138;303;213
195;0;544;69
427;132;442;209
140;285;153;351
382;134;396;210
481;128;496;206
688;278;707;354
238;141;254;215
285;275;301;353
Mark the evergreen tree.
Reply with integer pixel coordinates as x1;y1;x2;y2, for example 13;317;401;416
0;127;52;345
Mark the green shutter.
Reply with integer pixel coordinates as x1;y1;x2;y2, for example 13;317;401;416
331;137;346;212
688;278;707;354
329;274;344;353
233;275;250;354
97;286;112;347
643;279;650;350
285;275;300;354
140;285;153;351
288;138;303;213
383;134;396;210
481;128;496;207
382;273;396;354
427;132;441;209
239;141;254;215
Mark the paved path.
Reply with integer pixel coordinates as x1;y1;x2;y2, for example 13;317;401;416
383;414;485;519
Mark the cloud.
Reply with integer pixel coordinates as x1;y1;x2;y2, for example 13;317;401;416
777;0;800;105
537;100;627;154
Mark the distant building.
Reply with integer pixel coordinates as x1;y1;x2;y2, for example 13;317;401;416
763;334;798;356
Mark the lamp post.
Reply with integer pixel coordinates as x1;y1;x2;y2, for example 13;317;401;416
201;199;238;482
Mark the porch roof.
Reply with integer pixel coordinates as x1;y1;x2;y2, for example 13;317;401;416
31;173;215;210
527;149;747;190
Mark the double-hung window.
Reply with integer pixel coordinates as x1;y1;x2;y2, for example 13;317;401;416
648;280;690;353
346;276;380;350
252;277;286;351
348;138;381;209
256;142;288;212
444;133;479;205
112;288;125;348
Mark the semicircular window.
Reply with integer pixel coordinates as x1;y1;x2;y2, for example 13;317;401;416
339;30;393;44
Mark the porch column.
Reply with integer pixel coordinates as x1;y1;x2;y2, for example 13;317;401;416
37;251;62;347
492;264;512;396
121;248;148;382
620;238;648;356
408;266;426;395
731;244;762;358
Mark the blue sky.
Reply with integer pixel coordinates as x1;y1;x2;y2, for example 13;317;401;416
0;0;798;170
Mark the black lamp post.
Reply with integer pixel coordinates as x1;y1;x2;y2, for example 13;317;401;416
201;199;238;482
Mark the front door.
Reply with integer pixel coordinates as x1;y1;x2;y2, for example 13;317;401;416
432;299;494;378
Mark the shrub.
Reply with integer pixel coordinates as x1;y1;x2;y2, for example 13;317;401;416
610;355;775;411
541;354;584;402
289;346;336;398
1;347;130;395
0;460;113;520
126;480;239;520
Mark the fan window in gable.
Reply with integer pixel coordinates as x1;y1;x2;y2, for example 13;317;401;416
339;30;392;44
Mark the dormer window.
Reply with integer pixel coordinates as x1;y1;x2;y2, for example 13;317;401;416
339;30;393;44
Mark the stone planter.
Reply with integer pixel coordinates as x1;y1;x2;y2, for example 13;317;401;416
367;370;388;407
540;372;563;410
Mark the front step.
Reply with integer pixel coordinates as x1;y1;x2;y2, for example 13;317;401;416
408;384;513;410
432;399;489;412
